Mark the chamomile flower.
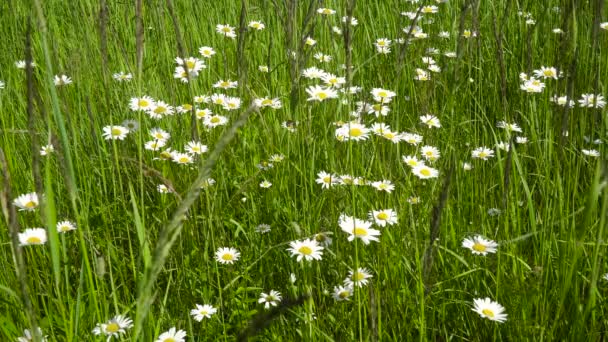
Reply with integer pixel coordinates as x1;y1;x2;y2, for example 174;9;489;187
258;65;269;73
370;180;395;193
222;97;242;111
258;290;282;309
420;114;441;128
213;79;238;89
302;67;327;79
306;85;338;102
14;192;39;211
533;66;558;79
248;21;265;30
145;139;167;151
185;141;208;155
129;96;155;111
344;267;373;288
402;133;424;146
199;46;216;58
190;304;217;321
316;171;338;189
53;74;72;86
496;121;522;133
16;60;36;69
215;247;240;264
102;125;129;140
402;155;424;168
254;97;282;109
56;220;76;233
369;209;398;227
157;184;170;194
462;235;498;255
0;80;4;89
335;122;370;142
259;180;272;188
339;215;380;244
582;149;600;157
472;298;507;323
40;144;54;156
287;238;324;262
216;24;236;38
92;315;133;338
149;128;170;141
317;7;336;15
578;94;606;108
122;119;139;132
371;88;396;103
420;145;440;161
255;224;271;233
472;147;495;160
113;72;133;82
412;164;439;179
172;153;194;165
147;101;174;119
156;327;186;342
18;228;47;246
17;327;47;342
332;285;353;301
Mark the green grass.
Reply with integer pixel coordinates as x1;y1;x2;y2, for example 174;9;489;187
0;0;607;340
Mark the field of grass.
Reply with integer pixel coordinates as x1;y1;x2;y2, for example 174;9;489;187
1;0;607;340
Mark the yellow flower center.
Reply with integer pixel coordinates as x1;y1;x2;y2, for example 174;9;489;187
379;184;387;189
106;322;120;333
423;7;433;13
228;103;237;108
183;104;193;110
373;104;382;111
315;234;327;242
420;169;431;177
317;92;328;100
59;225;70;232
377;91;387;97
478;152;487;158
154;106;167;114
339;291;350;299
407;160;418;166
160;151;172;159
222;27;231;33
323;176;331;183
298;246;313;255
377;212;388;220
26;236;42;244
221;253;234;261
178;157;190;163
199;310;208;315
377;41;386;47
349;128;363;137
186;60;196;69
383;133;395;139
353;272;365;281
111;128;123;136
220;81;230;87
210;117;220;123
138;99;149;107
322;9;331;14
262;99;273;106
472;243;487;252
482;309;494;317
164;338;176;342
354;227;368;236
543;70;554;77
24;201;37;208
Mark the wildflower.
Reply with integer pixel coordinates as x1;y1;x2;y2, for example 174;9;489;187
16;60;36;69
258;65;269;73
412;164;439;179
199;46;216;58
533;66;558;80
248;21;265;30
370;180;395;193
463;162;473;170
550;95;575;107
215;247;240;264
13;192;39;211
102;125;129;140
582;149;600;157
578;94;606;108
369;209;398;227
92;315;133;339
113;72;133;82
601;22;608;30
185;141;208;155
150;128;170;141
157;184;170;194
306;85;338;101
420;114;441;128
342;16;358;26
322;73;346;88
317;7;336;15
472;298;507;323
54;75;72;86
122;119;139;131
216;24;236;38
332;285;353;301
314;232;333;246
213;79;238;89
472;147;495;160
269;154;285;163
407;196;420;204
313;52;332;62
172;153;194;165
222;97;242;111
254;97;282;109
40;144;55;156
57;220;76;233
129;96;155;111
371;88;396;103
0;80;4;89
520;78;545;93
156;327;186;342
402;155;424;168
422;5;438;13
259;290;282;309
259;180;272;188
402;133;424;146
304;37;317;46
302;67;327;79
516;136;528;144
496;121;522;133
145;140;166;151
287;238;324;262
17;328;47;342
190;304;217;321
339;215;380;244
420;145;440;161
488;208;502;217
335;122;370;142
462;235;498;256
255;224;271;233
344;268;373;288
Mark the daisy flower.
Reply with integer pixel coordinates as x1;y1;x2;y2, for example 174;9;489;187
92;315;133;339
255;224;271;233
17;328;47;342
462;235;498;255
0;80;5;89
56;220;76;233
185;141;208;155
215;247;240;264
335;122;370;142
190;304;217;321
13;192;39;211
122;119;139;132
40;144;54;156
317;7;336;15
369;209;398;227
18;228;47;246
259;180;272;188
157;184;170;194
402;133;424;146
496;121;522;133
412;164;439;179
472;147;495;160
113;72;133;82
344;267;373;288
578;94;606;108
339;215;380;244
582;149;600;157
204;115;229;128
156;327;186;342
53;74;72;86
287;238;324;262
216;24;236;38
402;155;425;168
172;153;194;165
420;145;440;161
533;66;558;80
102;125;129;140
370;180;395;193
248;21;265;30
129;96;155;111
145;140;167;151
472;298;507;323
213;79;238;89
371;88;396;103
420;114;441;128
199;46;216;58
332;285;353;301
306;85;338;102
258;290;282;309
316;171;338;189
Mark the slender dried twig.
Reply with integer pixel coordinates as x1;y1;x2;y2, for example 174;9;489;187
236;0;248;93
135;0;144;79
